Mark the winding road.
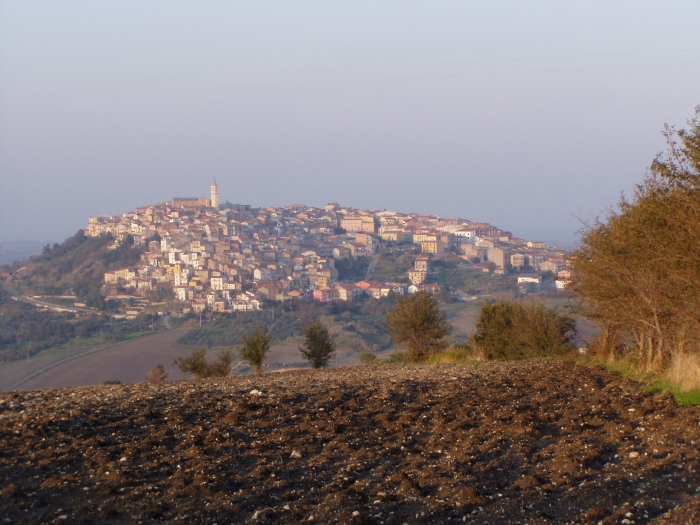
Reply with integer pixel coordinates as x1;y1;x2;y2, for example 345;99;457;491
5;286;94;315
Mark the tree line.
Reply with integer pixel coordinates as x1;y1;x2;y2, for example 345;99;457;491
169;320;336;379
174;297;391;349
569;107;700;373
165;290;577;382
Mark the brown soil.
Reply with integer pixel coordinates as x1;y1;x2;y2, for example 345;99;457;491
3;329;192;391
4;330;370;392
1;361;700;524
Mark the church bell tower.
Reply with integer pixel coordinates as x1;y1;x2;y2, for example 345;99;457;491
211;179;219;209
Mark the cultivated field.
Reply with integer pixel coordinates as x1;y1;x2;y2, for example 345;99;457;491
0;329;191;391
2;328;378;391
2;361;699;524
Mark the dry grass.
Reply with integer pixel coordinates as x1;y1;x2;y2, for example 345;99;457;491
579;349;700;405
427;345;486;364
667;352;700;392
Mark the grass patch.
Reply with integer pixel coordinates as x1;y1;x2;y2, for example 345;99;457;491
673;389;700;406
350;314;384;322
141;300;186;312
424;347;484;365
36;297;76;307
122;330;152;340
641;379;700;406
443;267;518;296
577;355;700;406
60;337;101;348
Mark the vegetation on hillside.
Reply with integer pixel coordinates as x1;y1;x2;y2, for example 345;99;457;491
372;249;416;283
441;265;518;296
6;231;148;308
570;106;700;389
334;257;370;281
0;287;160;363
175;298;393;353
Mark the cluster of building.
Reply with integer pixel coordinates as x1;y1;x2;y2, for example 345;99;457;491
88;182;569;313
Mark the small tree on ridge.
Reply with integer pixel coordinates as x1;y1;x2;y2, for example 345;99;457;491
146;363;169;384
174;347;233;378
385;290;451;362
299;321;336;368
240;326;272;375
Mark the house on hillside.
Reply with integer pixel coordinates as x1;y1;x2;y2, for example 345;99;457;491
517;273;542;293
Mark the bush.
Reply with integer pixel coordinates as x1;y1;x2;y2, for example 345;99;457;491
239;326;272;375
210;349;234;377
146;364;169;384
299;321;336;368
473;300;576;360
385;291;451;362
174;347;233;378
386;350;407;363
359;352;378;364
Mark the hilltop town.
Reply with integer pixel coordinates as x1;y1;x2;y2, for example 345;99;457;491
87;181;570;315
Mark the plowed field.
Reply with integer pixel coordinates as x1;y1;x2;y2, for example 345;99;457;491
2;361;700;524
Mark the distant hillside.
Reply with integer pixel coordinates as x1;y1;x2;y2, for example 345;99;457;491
0;286;161;363
0;232;161;362
4;230;147;308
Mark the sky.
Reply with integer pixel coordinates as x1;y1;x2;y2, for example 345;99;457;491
1;1;699;246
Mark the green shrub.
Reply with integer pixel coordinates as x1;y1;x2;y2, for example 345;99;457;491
385;291;452;362
359;352;378;364
473;300;576;360
386;350;406;363
174;347;233;378
299;321;336;368
239;326;272;375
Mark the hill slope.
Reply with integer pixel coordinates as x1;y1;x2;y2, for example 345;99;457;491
6;231;146;307
2;361;699;524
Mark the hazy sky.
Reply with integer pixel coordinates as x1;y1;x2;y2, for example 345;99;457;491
1;1;699;245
